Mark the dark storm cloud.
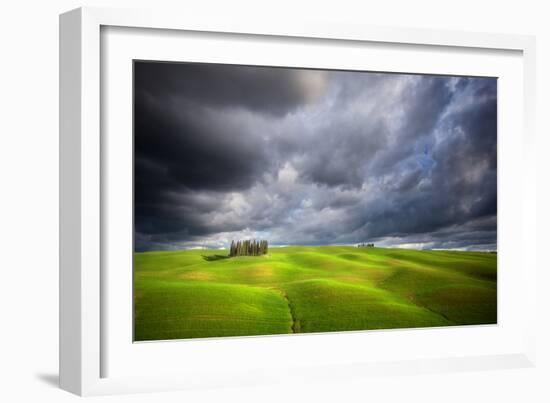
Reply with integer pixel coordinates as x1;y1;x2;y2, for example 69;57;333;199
344;78;497;242
134;62;327;116
134;61;497;252
134;94;271;192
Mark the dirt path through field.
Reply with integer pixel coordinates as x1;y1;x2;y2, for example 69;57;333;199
280;290;300;333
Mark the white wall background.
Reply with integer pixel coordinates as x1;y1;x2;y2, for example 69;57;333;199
0;1;548;402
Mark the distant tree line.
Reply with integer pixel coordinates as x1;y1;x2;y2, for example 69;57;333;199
229;240;269;257
357;243;374;248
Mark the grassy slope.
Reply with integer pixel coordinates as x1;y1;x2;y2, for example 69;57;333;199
134;246;497;341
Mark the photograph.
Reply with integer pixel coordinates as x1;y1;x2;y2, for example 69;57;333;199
133;61;497;341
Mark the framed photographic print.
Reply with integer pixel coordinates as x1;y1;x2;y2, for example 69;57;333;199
60;7;537;396
132;61;498;342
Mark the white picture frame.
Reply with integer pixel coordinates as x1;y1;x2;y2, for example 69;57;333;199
59;6;537;396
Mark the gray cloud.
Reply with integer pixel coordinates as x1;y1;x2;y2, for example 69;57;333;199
134;62;497;252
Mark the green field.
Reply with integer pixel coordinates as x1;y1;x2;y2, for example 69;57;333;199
134;246;497;341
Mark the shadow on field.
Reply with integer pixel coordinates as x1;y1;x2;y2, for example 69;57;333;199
202;254;230;262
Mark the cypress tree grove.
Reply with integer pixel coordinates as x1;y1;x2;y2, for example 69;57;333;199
228;239;269;257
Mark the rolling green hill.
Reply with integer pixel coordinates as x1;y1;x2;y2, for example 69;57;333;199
134;246;497;341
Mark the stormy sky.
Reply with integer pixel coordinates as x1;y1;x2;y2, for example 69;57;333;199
134;61;497;252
